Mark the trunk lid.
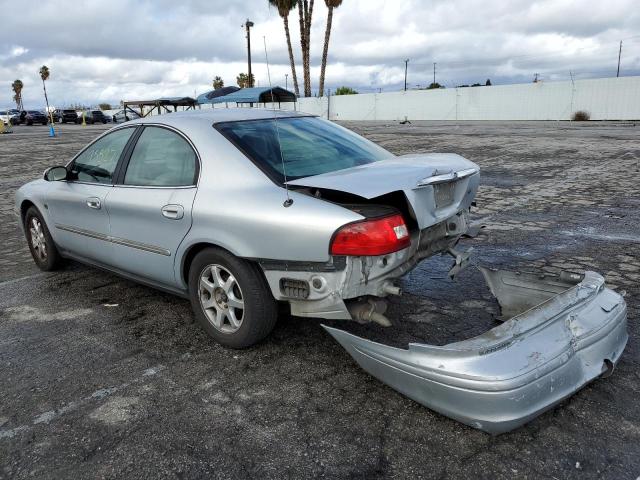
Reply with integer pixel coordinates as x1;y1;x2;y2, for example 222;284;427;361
288;153;480;229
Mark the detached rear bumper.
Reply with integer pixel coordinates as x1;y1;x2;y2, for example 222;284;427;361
323;268;628;434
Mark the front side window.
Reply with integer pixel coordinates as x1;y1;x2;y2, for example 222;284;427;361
124;127;197;187
71;127;135;184
215;116;393;182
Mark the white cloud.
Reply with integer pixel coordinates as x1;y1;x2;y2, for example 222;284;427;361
0;0;638;108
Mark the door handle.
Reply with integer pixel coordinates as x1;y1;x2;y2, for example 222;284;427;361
86;197;101;209
161;204;184;220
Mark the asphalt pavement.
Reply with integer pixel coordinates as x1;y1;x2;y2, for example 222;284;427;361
1;121;639;479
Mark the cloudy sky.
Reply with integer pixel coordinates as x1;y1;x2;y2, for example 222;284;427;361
1;0;639;108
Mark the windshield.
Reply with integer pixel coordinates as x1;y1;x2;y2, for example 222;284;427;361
215;116;393;182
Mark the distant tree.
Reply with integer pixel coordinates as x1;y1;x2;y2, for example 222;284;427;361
236;73;255;88
572;110;591;121
98;103;112;110
269;0;299;97
471;83;481;87
212;76;224;89
12;79;24;110
39;66;54;121
318;0;343;97
335;86;358;95
426;82;443;89
485;79;492;86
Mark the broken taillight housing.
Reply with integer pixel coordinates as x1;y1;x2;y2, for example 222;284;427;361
330;214;410;256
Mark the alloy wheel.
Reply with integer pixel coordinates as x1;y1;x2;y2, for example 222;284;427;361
29;217;47;261
198;264;245;334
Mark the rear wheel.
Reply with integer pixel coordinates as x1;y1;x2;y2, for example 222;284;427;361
188;248;277;348
24;206;63;271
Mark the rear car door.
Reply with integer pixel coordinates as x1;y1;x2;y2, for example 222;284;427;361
105;125;199;287
46;126;136;264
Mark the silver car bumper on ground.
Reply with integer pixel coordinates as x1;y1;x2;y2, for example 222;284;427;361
324;267;628;434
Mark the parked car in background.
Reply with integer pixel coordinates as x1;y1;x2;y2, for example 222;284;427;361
112;109;141;123
14;109;628;434
1;110;20;126
20;110;49;125
54;109;79;124
80;110;108;124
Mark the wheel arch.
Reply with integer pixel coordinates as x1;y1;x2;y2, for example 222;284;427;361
180;242;257;288
20;199;37;224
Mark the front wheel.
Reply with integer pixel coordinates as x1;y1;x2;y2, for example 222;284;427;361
24;206;63;271
188;248;278;348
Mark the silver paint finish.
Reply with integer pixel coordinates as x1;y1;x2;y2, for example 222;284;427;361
55;224;171;256
105;186;196;285
323;268;628;434
46;182;114;265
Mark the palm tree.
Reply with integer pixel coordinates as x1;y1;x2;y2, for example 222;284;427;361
269;0;300;97
39;66;52;122
212;76;224;89
297;0;314;97
318;0;342;97
236;73;255;88
11;79;24;110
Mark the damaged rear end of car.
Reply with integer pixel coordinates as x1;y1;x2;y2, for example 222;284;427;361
264;153;480;325
216;114;628;433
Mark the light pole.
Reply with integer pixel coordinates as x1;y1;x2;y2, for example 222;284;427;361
404;59;409;91
243;19;254;87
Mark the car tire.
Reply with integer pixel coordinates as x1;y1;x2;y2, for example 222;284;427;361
24;206;63;271
27;120;33;126
188;247;278;349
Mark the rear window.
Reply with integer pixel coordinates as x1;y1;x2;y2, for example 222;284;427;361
215;116;392;182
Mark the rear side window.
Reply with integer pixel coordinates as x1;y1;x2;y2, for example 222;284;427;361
123;127;197;187
215;116;392;183
71;127;135;184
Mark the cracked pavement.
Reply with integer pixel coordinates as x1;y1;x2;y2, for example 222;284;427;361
1;121;639;479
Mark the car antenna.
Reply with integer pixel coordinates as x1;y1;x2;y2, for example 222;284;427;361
263;35;293;208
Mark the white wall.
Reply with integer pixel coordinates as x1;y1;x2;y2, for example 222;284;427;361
292;76;640;121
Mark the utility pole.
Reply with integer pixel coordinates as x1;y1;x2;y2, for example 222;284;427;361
433;62;436;86
285;73;289;91
404;59;409;91
244;19;254;87
617;40;622;77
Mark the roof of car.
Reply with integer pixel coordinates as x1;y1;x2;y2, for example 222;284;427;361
126;108;312;128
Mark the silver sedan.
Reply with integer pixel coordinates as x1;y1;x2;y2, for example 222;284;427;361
15;108;627;433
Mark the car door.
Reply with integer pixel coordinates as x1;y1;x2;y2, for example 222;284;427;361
46;126;136;264
105;125;199;287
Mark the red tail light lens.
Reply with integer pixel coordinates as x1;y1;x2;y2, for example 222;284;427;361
330;214;410;256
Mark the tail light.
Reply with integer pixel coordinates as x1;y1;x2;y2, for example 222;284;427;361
330;214;410;256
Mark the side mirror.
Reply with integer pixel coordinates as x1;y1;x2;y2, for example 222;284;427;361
44;166;69;181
